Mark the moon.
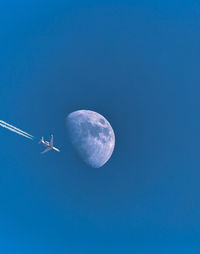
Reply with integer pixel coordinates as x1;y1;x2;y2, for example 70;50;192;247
66;110;115;168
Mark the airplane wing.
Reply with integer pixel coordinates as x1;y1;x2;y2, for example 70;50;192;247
50;134;53;146
41;147;52;154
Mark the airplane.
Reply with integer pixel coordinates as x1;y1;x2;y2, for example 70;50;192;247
39;134;60;154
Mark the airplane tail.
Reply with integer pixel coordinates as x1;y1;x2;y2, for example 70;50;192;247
38;137;44;144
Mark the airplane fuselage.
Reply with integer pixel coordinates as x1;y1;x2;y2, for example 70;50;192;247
52;147;60;152
39;135;60;153
42;141;50;146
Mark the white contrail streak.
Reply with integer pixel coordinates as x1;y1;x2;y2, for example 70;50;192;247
0;121;34;140
0;120;34;138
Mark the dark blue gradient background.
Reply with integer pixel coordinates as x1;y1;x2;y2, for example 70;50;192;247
0;1;200;253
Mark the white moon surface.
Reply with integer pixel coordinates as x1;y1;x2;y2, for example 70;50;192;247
66;110;115;168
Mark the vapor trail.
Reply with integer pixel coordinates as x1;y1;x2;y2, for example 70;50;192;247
0;120;34;138
0;121;34;140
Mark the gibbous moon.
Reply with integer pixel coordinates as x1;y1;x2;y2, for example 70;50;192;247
66;110;115;168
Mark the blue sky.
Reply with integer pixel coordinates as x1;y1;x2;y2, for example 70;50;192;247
0;1;200;253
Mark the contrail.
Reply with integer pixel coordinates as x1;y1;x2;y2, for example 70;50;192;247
0;120;33;138
0;120;34;140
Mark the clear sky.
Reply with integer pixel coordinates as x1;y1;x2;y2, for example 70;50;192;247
0;1;200;253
